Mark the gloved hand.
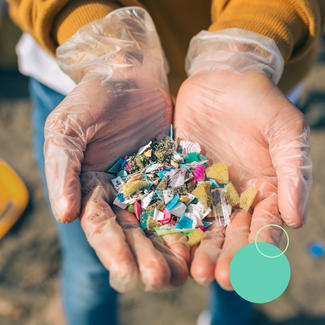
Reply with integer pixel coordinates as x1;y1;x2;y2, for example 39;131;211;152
44;7;189;292
174;28;312;289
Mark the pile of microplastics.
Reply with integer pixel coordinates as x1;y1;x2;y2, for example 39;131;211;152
108;134;257;246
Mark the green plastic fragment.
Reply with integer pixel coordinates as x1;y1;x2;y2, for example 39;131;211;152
128;204;135;214
184;152;208;163
184;152;200;163
154;227;196;236
139;212;154;230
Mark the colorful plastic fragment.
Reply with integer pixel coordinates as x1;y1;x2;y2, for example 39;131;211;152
191;181;211;209
147;217;161;231
176;215;193;229
122;180;150;197
187;228;205;246
179;140;201;154
239;187;258;211
225;182;240;207
108;135;257;247
134;200;142;220
193;164;206;181
206;162;229;184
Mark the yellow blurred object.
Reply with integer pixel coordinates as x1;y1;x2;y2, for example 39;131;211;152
0;160;28;239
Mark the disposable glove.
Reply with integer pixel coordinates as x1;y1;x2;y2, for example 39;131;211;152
174;28;312;289
44;7;189;292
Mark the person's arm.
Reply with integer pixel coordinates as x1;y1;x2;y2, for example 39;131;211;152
6;0;123;53
209;0;325;91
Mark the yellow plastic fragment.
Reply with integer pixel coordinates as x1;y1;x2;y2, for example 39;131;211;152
147;216;161;231
191;181;211;209
143;149;152;157
128;173;145;182
122;180;149;197
179;195;190;203
171;160;179;168
187;228;205;246
206;162;229;184
225;182;240;207
240;188;258;211
156;176;168;190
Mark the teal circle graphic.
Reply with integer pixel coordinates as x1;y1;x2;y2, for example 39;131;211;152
229;242;291;303
255;224;290;258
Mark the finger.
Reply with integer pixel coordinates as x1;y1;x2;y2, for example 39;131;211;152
148;232;189;288
190;223;225;286
44;108;87;223
162;233;191;264
269;110;312;228
249;193;283;247
215;210;251;291
80;174;139;292
114;208;171;291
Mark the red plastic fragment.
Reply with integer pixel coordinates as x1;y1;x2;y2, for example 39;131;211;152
161;209;172;225
198;225;206;232
134;200;142;220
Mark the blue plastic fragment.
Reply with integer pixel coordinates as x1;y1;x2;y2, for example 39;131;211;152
157;170;169;179
107;158;124;174
170;124;173;139
117;170;128;178
308;242;325;258
176;215;193;229
155;190;163;200
146;182;154;190
121;159;128;169
202;221;213;228
206;178;219;188
114;193;125;202
166;193;180;211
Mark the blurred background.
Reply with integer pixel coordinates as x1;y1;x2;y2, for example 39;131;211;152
0;2;325;325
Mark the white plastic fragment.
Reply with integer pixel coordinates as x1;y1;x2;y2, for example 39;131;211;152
163;189;174;204
136;141;152;155
186;212;203;228
169;202;187;217
113;197;127;209
187;202;211;220
172;153;183;162
111;176;125;192
145;163;164;173
153;208;165;221
180;140;201;154
141;191;155;209
167;168;187;188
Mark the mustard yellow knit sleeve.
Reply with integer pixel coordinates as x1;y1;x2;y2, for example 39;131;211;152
7;0;123;54
210;0;325;91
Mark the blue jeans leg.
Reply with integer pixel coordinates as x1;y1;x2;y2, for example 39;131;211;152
29;78;118;325
209;281;252;325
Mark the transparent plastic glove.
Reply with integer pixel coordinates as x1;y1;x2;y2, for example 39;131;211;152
44;7;189;292
174;29;312;289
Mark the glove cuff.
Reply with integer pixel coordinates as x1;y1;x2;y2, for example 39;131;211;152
56;7;169;86
186;28;284;84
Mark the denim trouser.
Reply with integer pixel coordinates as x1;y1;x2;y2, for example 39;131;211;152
29;78;251;325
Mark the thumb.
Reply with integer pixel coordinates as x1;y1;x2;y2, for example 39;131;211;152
269;107;312;228
44;108;86;223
